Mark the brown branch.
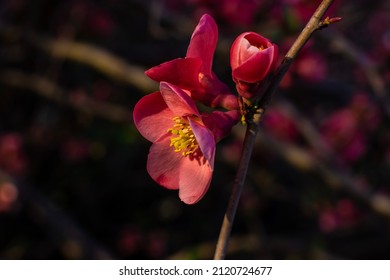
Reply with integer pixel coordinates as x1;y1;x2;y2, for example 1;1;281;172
34;38;157;93
322;30;390;116
0;70;132;123
0;26;156;93
265;99;390;218
213;0;338;260
275;99;336;163
247;130;390;219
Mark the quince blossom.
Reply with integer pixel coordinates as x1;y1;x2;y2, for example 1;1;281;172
145;14;238;110
133;82;238;204
230;32;278;99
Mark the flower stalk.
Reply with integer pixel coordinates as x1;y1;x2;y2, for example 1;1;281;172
214;0;339;260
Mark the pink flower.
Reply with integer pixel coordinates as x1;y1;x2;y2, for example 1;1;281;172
319;199;359;233
145;14;238;110
164;0;262;27
320;109;366;164
295;49;327;82
320;93;381;165
133;82;239;204
263;108;299;142
0;133;27;176
230;32;278;99
0;182;18;213
219;0;263;27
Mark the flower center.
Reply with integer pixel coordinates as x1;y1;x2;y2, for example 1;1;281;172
167;117;199;156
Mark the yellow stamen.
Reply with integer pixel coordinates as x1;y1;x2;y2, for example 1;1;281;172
167;117;199;156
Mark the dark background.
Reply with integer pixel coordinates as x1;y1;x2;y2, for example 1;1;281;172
0;0;389;259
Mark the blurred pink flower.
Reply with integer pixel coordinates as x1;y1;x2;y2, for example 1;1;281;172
350;93;382;131
319;199;359;233
295;50;327;82
0;182;18;213
368;11;390;59
319;208;338;233
146;231;167;258
70;1;115;37
278;41;326;88
321;109;366;164
117;226;142;256
218;0;263;27
133;82;238;204
230;32;278;99
164;0;262;27
0;133;27;176
61;138;90;162
146;14;238;110
263;108;299;142
320;93;381;164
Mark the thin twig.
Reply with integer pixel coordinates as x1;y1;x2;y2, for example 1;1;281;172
213;108;265;260
0;70;132;123
322;30;390;116
246;129;390;219
0;26;156;93
34;38;157;93
213;0;338;260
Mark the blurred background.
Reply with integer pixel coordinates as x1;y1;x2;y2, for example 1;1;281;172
0;0;389;259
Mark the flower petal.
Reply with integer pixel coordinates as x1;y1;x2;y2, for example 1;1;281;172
231;34;253;69
188;118;215;167
232;46;276;83
147;134;182;190
145;58;203;90
147;134;213;204
231;32;278;83
231;32;273;67
186;14;218;75
201;110;240;142
133;92;175;142
160;82;200;117
178;156;213;204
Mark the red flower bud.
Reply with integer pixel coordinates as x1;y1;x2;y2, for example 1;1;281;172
230;32;278;99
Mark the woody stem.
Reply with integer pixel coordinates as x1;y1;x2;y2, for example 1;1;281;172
214;0;338;260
